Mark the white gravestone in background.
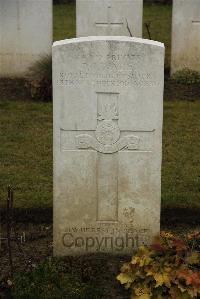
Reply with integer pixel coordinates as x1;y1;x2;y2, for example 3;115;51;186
171;0;200;74
53;36;164;256
0;0;52;77
76;0;143;37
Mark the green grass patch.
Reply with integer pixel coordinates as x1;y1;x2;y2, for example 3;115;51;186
53;3;76;41
0;101;52;208
143;3;172;70
12;258;105;299
171;69;200;85
0;100;199;209
162;101;200;209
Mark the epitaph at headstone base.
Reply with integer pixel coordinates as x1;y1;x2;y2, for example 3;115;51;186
53;36;164;256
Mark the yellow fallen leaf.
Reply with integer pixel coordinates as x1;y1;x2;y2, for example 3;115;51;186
154;272;171;288
186;252;200;265
132;294;151;299
117;273;134;287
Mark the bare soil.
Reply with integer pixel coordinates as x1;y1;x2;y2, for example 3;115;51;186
164;77;200;101
0;208;199;292
0;79;30;102
0;77;200;102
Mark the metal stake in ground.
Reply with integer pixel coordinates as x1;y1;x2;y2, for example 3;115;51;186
7;186;14;277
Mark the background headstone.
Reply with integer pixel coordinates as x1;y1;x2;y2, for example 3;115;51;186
0;0;52;77
53;36;164;256
171;0;200;75
76;0;143;37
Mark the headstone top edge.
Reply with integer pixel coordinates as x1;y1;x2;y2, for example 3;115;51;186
53;36;165;49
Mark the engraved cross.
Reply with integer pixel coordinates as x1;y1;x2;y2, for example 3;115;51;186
61;92;154;223
95;5;124;32
192;20;200;25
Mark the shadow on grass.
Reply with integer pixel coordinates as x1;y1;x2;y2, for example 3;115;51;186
1;207;199;227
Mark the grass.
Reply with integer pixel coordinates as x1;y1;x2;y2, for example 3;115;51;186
53;3;172;69
0;101;52;208
53;3;76;41
5;255;129;299
11;258;106;299
0;100;199;209
162;101;200;209
143;3;172;70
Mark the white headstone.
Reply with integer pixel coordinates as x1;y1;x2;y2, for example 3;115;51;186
76;0;143;37
53;36;164;256
171;0;200;75
0;0;52;77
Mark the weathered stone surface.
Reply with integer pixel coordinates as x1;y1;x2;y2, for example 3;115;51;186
76;0;143;37
171;0;200;74
53;36;164;256
0;0;52;77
